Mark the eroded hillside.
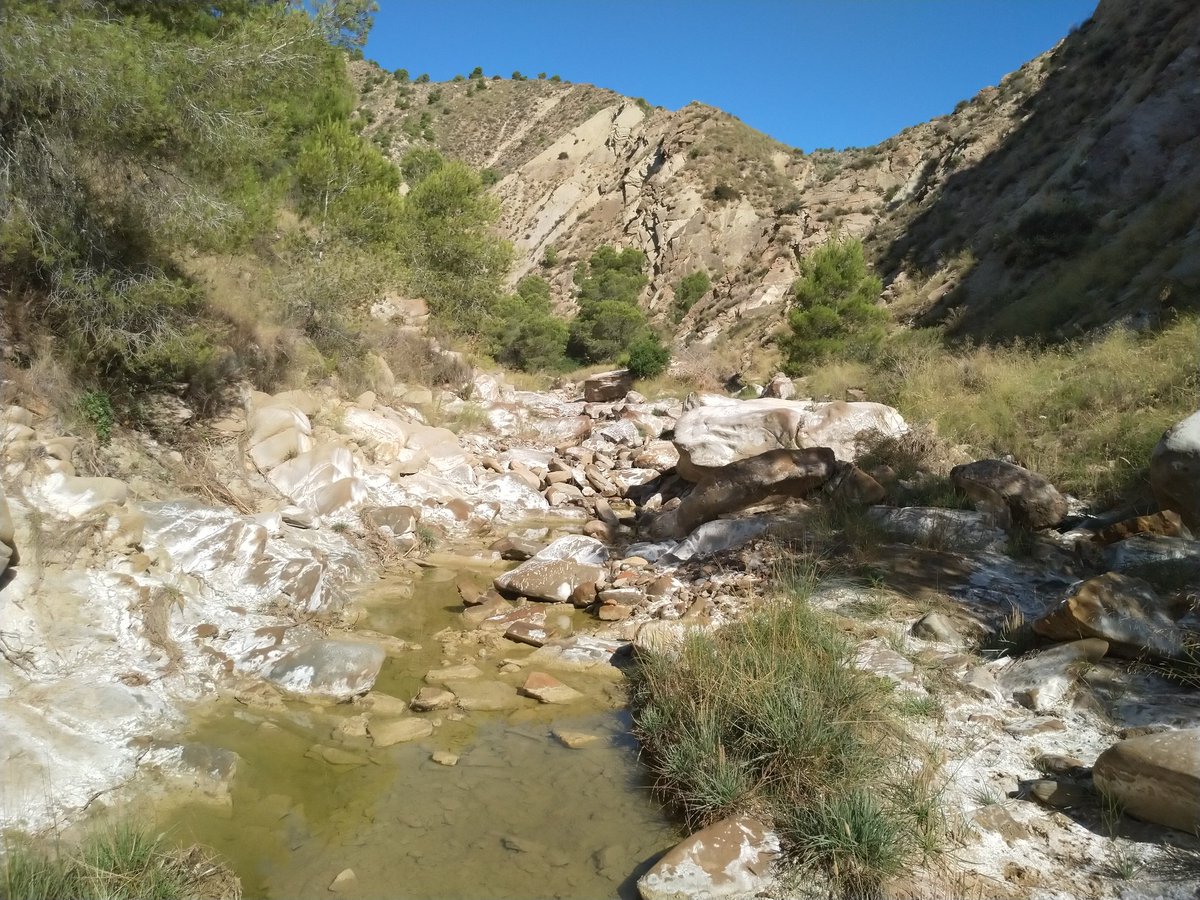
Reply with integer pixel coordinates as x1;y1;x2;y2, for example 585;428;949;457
352;0;1198;359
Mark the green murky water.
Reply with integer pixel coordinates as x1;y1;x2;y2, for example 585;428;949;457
160;569;678;899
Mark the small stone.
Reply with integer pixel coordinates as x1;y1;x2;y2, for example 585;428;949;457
431;751;459;766
368;717;434;747
1005;717;1067;737
518;672;584;704
505;619;551;648
329;868;357;892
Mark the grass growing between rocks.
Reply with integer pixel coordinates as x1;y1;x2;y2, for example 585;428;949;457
629;559;943;898
0;824;235;900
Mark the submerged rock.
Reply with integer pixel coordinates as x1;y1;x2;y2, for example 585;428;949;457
266;640;385;701
637;815;779;900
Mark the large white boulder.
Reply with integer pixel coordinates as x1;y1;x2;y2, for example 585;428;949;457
673;394;906;480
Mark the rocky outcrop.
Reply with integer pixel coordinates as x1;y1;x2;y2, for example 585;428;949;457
673;395;906;480
1150;409;1200;532
1033;573;1184;660
1093;729;1200;834
0;490;16;574
649;448;837;540
637;815;779;900
950;459;1067;529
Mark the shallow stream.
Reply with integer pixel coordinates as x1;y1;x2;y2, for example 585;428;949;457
158;567;678;899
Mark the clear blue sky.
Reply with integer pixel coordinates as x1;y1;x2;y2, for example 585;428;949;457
365;1;1098;150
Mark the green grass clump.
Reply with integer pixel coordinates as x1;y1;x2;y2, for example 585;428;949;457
629;561;942;896
0;823;226;900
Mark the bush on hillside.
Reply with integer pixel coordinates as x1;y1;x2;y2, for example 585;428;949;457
484;276;569;372
566;245;651;364
781;237;887;372
623;333;671;379
672;270;711;321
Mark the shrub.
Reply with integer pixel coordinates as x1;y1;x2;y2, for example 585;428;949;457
780;237;887;372
78;391;115;443
623;333;671;378
672;270;711;321
0;822;227;900
393;68;409;82
558;150;569;160
711;182;741;202
566;246;651;363
484;276;569;372
541;246;558;267
415;73;430;83
469;66;483;79
629;562;940;895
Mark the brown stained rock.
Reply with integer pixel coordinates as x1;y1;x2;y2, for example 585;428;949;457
649;448;838;540
637;815;779;900
1027;779;1093;810
583;369;634;403
505;619;551;647
489;536;544;561
597;603;632;621
1033;573;1183;660
1093;729;1200;834
518;671;584;704
1095;510;1186;546
950;459;1067;529
461;595;514;627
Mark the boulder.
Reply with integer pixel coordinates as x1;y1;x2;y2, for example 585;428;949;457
494;535;609;604
1094;510;1187;545
673;394;906;480
637;815;779;900
583;369;634;403
950;459;1067;529
1150;409;1200;531
649;448;837;540
266;640;385;701
1032;573;1184;660
37;473;128;519
761;372;795;400
1093;729;1200;834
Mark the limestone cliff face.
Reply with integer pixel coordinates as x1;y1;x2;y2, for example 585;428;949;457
354;0;1198;352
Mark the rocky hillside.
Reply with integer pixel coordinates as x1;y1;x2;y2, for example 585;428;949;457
353;0;1198;354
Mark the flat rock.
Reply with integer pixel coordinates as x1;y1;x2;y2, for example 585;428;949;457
494;536;609;603
425;664;484;683
637;815;779;900
1093;728;1200;834
368;717;433;747
329;868;357;892
444;679;522;711
410;687;456;711
868;506;1007;552
518;672;584;704
552;729;600;749
997;639;1108;713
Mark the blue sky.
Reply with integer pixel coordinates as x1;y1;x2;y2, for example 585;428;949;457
365;1;1098;150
